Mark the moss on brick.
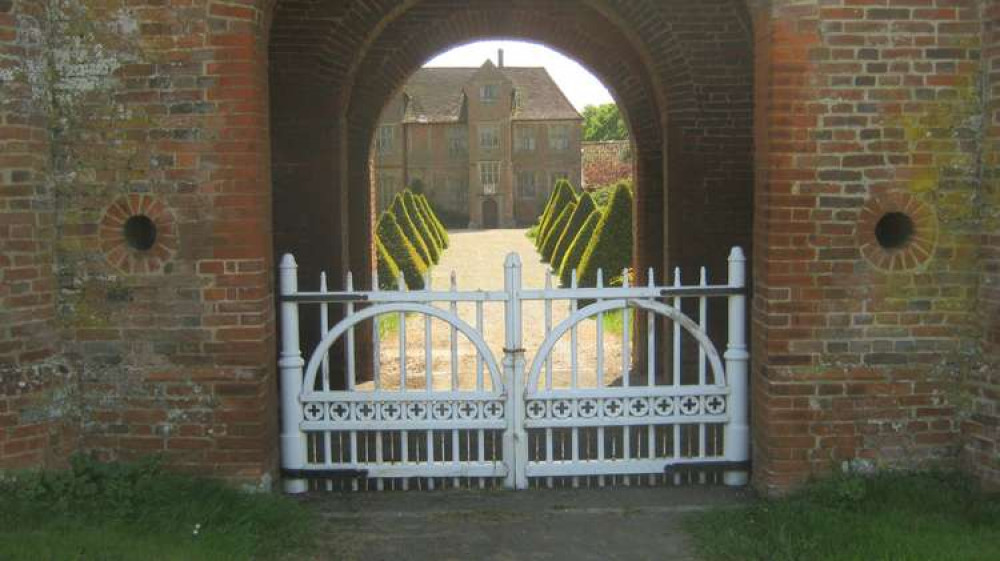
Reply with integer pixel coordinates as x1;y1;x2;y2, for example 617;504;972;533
391;194;433;266
577;182;632;287
559;210;601;286
376;211;427;289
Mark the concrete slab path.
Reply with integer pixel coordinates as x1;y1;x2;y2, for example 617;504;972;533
305;485;748;561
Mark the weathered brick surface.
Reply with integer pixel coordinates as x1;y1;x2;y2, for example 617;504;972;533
1;0;997;493
582;141;633;190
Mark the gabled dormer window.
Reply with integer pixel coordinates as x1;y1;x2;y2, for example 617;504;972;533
480;84;498;103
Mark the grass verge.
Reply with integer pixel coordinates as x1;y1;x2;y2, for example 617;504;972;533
0;456;315;561
686;471;1000;561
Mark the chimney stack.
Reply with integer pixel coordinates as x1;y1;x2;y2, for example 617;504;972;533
498;48;504;68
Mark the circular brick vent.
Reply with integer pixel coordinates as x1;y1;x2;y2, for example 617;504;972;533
100;195;177;274
859;193;936;271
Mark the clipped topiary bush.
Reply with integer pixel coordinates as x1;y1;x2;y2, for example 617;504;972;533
402;190;440;263
550;192;596;270
559;210;601;286
577;182;633;287
419;194;449;247
391;194;433;266
375;237;400;290
376;211;427;289
537;179;576;249
541;202;576;263
412;192;445;249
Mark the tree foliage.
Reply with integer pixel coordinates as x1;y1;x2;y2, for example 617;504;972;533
576;182;633;287
559;210;602;286
550;192;596;270
376;211;426;289
582;103;628;142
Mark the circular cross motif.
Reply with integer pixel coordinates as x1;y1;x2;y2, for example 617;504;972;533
679;396;702;416
354;401;377;421
328;402;351;421
304;402;325;421
577;398;599;418
627;398;650;417
456;401;480;420
551;399;574;419
525;400;546;420
653;397;675;416
482;401;504;419
704;395;726;415
602;398;624;418
380;402;402;421
431;401;454;420
405;402;427;420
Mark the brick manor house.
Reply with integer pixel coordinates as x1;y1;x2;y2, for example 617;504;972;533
373;52;583;228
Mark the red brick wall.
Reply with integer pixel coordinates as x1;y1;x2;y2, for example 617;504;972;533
582;141;633;189
752;0;986;492
964;0;1000;490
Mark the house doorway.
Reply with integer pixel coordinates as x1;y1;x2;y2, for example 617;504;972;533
482;198;499;229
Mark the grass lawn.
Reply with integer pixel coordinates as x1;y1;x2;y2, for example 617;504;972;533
0;456;315;561
686;471;1000;561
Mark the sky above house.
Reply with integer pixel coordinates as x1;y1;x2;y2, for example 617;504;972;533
424;40;615;112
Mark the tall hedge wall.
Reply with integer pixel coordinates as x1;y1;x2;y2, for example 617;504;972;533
376;211;427;289
550;192;596;270
391;194;433;266
558;210;601;286
577;182;633;287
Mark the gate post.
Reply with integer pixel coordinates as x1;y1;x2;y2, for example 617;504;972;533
724;247;750;486
279;254;308;493
502;253;528;490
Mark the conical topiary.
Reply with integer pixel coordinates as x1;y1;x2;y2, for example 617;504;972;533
402;190;440;263
541;202;576;263
577;182;633;287
375;237;400;290
391;194;433;266
376;211;427;289
550;192;596;270
418;194;449;248
559;210;601;287
537;179;577;249
411;191;444;249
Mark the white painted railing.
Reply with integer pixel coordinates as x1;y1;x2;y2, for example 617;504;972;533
278;248;748;492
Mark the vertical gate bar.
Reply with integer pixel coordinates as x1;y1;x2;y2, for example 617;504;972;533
450;272;459;390
424;272;432;392
452;426;460;489
570;270;579;389
672;268;681;387
476;300;484;391
401;429;409;491
596;269;604;388
572;426;580;488
698;267;708;386
622;269;631;387
278;254;307;493
545;428;553;488
544;270;553;390
350;430;359;491
399;310;407;391
724;247;750;486
698;422;706;485
375;430;384;491
346;272;356;390
324;431;333;491
503;253;527;489
477;428;485;489
646;269;655;387
673;423;681;485
319;272;330;391
373;270;381;390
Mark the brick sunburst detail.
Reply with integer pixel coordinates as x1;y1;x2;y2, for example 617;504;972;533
859;192;937;272
99;195;177;274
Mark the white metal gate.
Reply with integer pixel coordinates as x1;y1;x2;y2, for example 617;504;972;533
278;248;749;493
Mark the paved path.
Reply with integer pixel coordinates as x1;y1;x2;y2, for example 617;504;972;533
370;228;624;391
305;485;746;561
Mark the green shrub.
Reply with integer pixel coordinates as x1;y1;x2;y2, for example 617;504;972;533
537;179;576;248
416;193;448;248
390;194;433;266
402;190;440;263
577;182;633;287
377;211;427;289
550;192;596;269
559;210;601;286
540;202;576;263
375;237;400;290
